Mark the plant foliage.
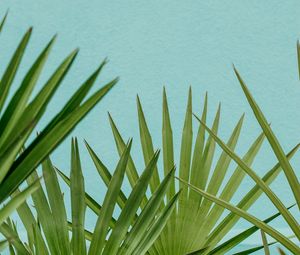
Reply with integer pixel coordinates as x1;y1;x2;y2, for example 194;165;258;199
1;138;179;254
100;88;294;254
183;49;300;254
0;12;117;225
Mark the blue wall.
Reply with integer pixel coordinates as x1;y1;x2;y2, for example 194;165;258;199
1;1;299;253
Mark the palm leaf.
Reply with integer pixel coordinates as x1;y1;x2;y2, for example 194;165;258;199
0;10;7;35
56;167;117;228
0;181;39;225
200;205;295;255
232;244;275;255
0;77;117;203
0;35;55;151
103;150;160;254
204;142;299;250
137;96;161;194
193;113;300;240
3;139;177;255
118;167;176;255
108;112;149;208
297;40;300;79
234;67;300;210
177;177;300;254
88;140;132;255
0;239;8;252
84;140;128;209
32;223;49;255
42;158;70;254
70;138;87;255
0;220;29;255
27;171;60;254
261;230;270;255
278;247;288;255
133;191;181;255
0;27;32;113
106;89;269;254
11;188;37;250
0;12;117;223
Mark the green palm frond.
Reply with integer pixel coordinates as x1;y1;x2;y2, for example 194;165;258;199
178;177;300;254
297;40;300;79
234;67;300;210
0;12;117;224
2;138;179;255
198;205;294;255
97;87;289;255
183;52;300;254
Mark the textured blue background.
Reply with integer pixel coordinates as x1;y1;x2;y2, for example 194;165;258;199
1;1;300;254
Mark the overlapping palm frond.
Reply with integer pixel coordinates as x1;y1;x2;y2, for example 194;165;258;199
182;46;300;254
0;12;117;224
97;88;292;254
2;138;179;254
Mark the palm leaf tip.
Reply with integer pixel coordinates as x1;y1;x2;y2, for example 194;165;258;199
0;11;8;33
297;40;300;80
278;247;287;255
